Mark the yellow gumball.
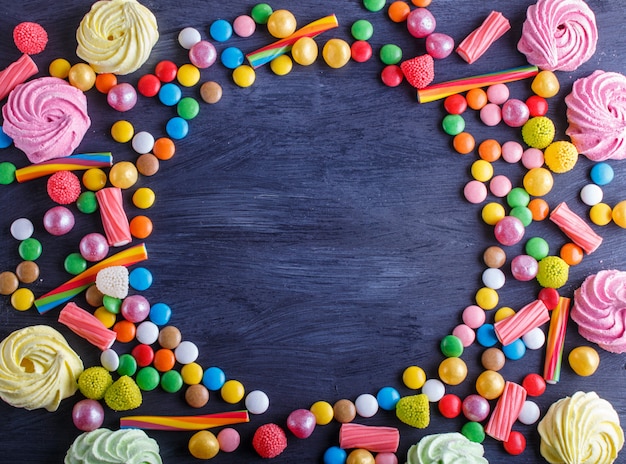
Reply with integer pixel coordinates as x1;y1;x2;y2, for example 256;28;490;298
346;448;375;464
568;346;600;376
177;63;200;87
188;430;219;459
475;370;505;400
590;202;612;226
68;63;96;91
232;65;255;88
292;37;318;66
402;365;426;389
181;362;204;385
267;9;297;38
109;161;138;189
111;120;134;143
475;287;498;310
523;167;554;197
310;400;334;425
438;357;467;385
322;38;351;69
531;70;560;98
471;159;494;182
270;55;293;76
49;58;71;79
482;202;505;226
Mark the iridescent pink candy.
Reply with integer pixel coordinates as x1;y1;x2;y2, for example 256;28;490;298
511;254;539;281
407;8;436;38
43;205;75;236
426;33;454;59
121;295;151;323
494;216;525;246
79;232;109;262
502;99;530;127
462;394;491;422
107;83;137;112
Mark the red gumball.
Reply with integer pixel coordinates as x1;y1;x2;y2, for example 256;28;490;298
444;94;467;115
438;393;462;418
503;430;526;455
522;373;546;397
538;287;560;310
526;95;549;117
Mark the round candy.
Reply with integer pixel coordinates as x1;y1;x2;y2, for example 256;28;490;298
94;306;116;328
442;114;465;136
82;168;107;191
323;39;351;69
200;81;223;104
489;175;512;198
177;64;200;87
471;160;494;182
452;324;475;347
16;261;39;283
189;430;219;460
511;254;538;281
111;120;134;143
47;170;81;204
526;95;549;117
525;237;550;260
501;140;524;163
79;233;108;262
475;370;505;400
518;400;541;425
245;390;270;414
522;373;546;396
109;161;138;188
531;70;560;98
175;340;199;365
444;94;467;115
466;88;488;110
381;65;403;87
103;295;121;314
521;148;544;169
75;191;97;215
129;267;152;291
166;117;189;140
95;73;117;93
482;267;505;289
0;272;18;296
376;386;400;410
462;305;486;329
478;139;502;162
72;399;104;432
463;180;487;204
481;347;505;371
178;27;201;49
189;41;217;69
522;327;546;350
379;44;402;65
181;361;203;384
476;324;498;347
375;453;398;464
0;161;16;184
132;187;156;209
100;349;119;372
590;162;614;185
438;393;462;418
270;55;293;75
438;357;467;385
251;3;273;24
11;288;34;311
286;409;316;439
64;253;87;275
267;9;297;38
292;37;318;66
158;83;182;106
136;153;159;177
613;201;626;228
402;365;426;389
136;321;159;345
130;215;153;239
158;326;181;349
137;74;161;97
49;58;71;78
482;202;505;226
43;206;75;235
461;421;485;444
494;216;525;246
136;367;160;391
351;20;374;41
425;33;454;59
406;8;436;38
453;132;475;154
568;345;600;376
560;242;584;266
347;449;375;464
422;378;445;402
149;302;171;326
310;401;334;425
580;183;603;206
210;19;233;42
233;15;256;37
131;344;154;367
495;306;515;322
440;335;464;357
502;338;526;360
68;63;96;91
217;428;240;452
121;295;150;323
221;379;245;403
503;431;526;456
324;446;348;464
483;246;506;269
232;65;256;88
355;393;378;418
221;47;244;69
107;83;137;112
117;353;137;376
161;370;184;393
524;167;553;197
475;287;498;310
351;40;372;63
462;394;490;422
363;0;386;11
502;98;530;127
480;103;502;126
388;1;410;22
333;398;357;423
203;366;226;390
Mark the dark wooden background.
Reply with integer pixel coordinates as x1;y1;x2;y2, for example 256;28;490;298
1;1;625;462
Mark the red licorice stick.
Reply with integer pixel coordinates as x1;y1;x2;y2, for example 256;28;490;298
339;423;400;453
96;187;132;247
550;202;603;253
58;302;117;350
485;381;527;441
0;54;38;101
494;299;550;346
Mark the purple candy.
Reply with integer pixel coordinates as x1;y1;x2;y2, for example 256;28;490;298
286;408;316;439
502;99;530;127
121;294;151;323
72;399;104;432
462;394;490;422
43;205;75;236
107;83;137;112
407;8;436;38
494;216;525;246
189;40;217;69
426;33;454;59
79;232;109;262
511;254;539;281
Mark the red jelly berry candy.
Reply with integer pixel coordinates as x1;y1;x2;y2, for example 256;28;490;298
522;373;546;397
400;54;435;89
503;430;526;455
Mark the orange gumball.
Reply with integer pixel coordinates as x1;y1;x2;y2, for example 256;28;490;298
528;198;549;221
478;139;501;162
560;242;584;266
153;348;176;372
453;132;475;155
411;0;431;6
466;88;488;110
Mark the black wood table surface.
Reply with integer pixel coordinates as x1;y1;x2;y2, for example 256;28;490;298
1;0;625;462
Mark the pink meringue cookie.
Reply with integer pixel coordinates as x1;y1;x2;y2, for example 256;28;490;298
517;0;597;72
2;76;91;164
571;270;626;353
565;70;626;161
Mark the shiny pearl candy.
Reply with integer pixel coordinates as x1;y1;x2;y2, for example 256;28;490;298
522;327;545;350
121;295;150;323
462;394;490;422
286;408;316;438
43;206;75;235
510;254;538;281
189;41;217;69
494;216;525;246
425;33;454;59
72;399;104;431
107;83;137;112
422;378;445;402
79;233;109;262
68;63;96;91
502;99;530;127
245;390;270;414
267;9;297;38
475;370;505;400
518;400;541;425
482;267;505;289
406;8;436;38
568;346;600;376
292;37;318;66
355;393;378;418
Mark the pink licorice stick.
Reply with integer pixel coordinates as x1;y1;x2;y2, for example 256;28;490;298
457;11;511;64
543;297;571;384
120;411;250;431
58;302;117;350
96;187;132;247
0;54;38;101
549;202;603;254
416;65;538;103
494;299;550;346
339;423;400;453
485;381;527;442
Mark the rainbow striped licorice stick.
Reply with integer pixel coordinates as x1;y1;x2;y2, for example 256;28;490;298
417;64;539;103
35;243;148;314
246;14;339;68
15;152;113;182
543;297;571;384
120;411;250;431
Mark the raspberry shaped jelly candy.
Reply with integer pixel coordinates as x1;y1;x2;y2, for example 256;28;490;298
252;423;287;458
400;54;434;89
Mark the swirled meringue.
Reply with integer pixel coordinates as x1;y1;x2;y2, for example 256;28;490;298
64;428;162;464
571;269;626;352
517;0;597;72
538;391;624;464
406;432;488;464
565;70;626;161
0;325;84;412
1;76;91;164
76;0;159;75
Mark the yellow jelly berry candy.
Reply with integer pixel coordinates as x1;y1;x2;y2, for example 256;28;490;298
310;400;334;425
531;70;560;98
111;120;135;143
232;65;256;88
523;167;554;197
49;58;71;79
270;54;293;76
221;379;245;403
482;202;505;226
322;38;351;69
536;256;569;289
475;287;498;310
611;200;626;228
292;37;318;66
543;141;578;173
471;159;494;182
590;202;612;226
568;346;600;376
402;365;427;389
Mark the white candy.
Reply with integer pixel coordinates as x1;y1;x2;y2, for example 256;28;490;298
174;340;199;364
245;390;270;414
522;327;546;350
100;348;119;372
482;267;506;289
136;321;159;345
131;131;155;154
10;217;34;240
422;379;445;402
355;393;379;418
518;400;541;425
580;183;603;206
178;27;202;49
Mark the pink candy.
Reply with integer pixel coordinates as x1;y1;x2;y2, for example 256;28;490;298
121;295;151;323
502;99;530;127
407;8;436;38
426;33;454;59
189;40;217;69
43;205;75;236
494;216;525;246
107;83;137;112
286;409;316;439
79;232;109;262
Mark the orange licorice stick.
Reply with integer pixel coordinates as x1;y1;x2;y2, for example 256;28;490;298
120;411;250;431
485;381;527;441
417;65;538;103
246;14;339;68
494;299;550;346
58;302;117;350
35;243;148;313
457;11;511;64
0;54;38;101
543;297;571;384
96;187;132;247
339;423;400;453
549;202;603;253
15;153;112;182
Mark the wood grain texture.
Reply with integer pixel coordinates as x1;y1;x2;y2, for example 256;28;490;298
1;0;625;462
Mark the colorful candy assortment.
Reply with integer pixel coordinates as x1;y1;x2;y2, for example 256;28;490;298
0;0;625;462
